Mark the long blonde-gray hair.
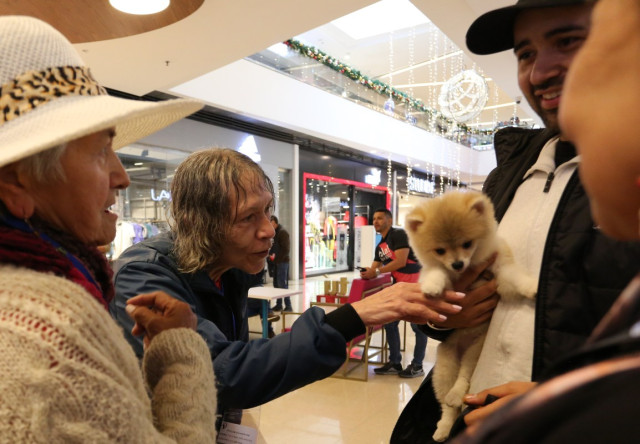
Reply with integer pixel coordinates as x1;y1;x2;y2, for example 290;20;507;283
170;148;274;274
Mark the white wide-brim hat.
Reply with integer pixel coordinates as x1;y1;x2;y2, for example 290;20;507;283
0;15;203;168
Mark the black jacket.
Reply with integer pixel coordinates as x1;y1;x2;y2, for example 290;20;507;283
391;127;640;443
485;127;640;378
270;225;290;264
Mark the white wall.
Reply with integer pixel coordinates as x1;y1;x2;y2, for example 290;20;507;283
170;59;497;185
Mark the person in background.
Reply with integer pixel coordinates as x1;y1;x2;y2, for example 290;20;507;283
269;215;292;312
0;16;216;442
392;0;640;441
111;148;458;429
361;208;428;378
455;0;640;441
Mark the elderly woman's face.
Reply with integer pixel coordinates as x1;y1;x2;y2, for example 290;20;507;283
560;0;640;240
27;129;130;245
220;181;275;274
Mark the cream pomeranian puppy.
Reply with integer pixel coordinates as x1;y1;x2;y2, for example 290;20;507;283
405;190;537;442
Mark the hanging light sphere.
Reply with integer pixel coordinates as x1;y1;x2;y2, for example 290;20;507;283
438;69;488;123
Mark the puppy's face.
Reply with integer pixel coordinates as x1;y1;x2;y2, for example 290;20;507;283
429;238;478;274
406;191;496;276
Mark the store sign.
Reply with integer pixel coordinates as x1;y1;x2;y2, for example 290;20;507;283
237;135;261;163
151;189;172;201
364;168;381;186
408;176;435;194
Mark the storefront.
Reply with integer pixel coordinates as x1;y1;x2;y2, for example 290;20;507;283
112;144;189;260
300;150;390;277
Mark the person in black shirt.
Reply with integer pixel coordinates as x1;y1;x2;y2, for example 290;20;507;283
361;209;428;378
269;215;292;312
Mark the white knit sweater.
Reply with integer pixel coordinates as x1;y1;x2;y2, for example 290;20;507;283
0;265;217;443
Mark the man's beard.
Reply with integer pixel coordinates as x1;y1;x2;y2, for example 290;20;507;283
538;107;560;132
527;77;563;132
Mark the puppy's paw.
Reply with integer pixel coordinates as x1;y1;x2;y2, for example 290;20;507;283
444;388;465;408
420;274;446;297
501;276;537;300
421;281;445;297
497;266;537;300
433;422;451;442
518;276;538;299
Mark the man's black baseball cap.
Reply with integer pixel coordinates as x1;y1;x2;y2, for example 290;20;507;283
466;0;590;55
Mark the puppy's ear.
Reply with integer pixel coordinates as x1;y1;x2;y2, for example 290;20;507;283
405;212;424;233
470;196;486;216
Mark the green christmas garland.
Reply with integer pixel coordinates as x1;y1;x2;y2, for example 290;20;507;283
284;39;494;137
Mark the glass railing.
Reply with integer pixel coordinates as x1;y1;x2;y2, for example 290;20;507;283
246;44;498;150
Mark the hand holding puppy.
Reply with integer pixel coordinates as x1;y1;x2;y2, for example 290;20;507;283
433;254;500;329
462;381;537;436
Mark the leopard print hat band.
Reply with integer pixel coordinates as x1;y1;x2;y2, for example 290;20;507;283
0;66;107;125
0;16;202;168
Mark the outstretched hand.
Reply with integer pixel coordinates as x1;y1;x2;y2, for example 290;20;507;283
126;291;197;347
350;281;463;326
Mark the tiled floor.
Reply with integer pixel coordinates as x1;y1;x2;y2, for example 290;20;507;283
246;271;439;443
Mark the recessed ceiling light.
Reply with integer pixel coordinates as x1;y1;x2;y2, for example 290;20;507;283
109;0;170;15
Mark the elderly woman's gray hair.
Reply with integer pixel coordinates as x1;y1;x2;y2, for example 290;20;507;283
15;144;67;184
170;148;274;274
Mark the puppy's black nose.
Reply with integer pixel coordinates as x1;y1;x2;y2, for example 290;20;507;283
452;261;464;271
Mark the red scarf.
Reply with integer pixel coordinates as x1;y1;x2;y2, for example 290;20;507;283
0;225;113;309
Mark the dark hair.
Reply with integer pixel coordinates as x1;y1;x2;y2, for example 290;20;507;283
270;215;279;224
373;208;392;219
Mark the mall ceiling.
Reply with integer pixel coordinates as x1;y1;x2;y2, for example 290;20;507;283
0;0;203;43
1;0;536;181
